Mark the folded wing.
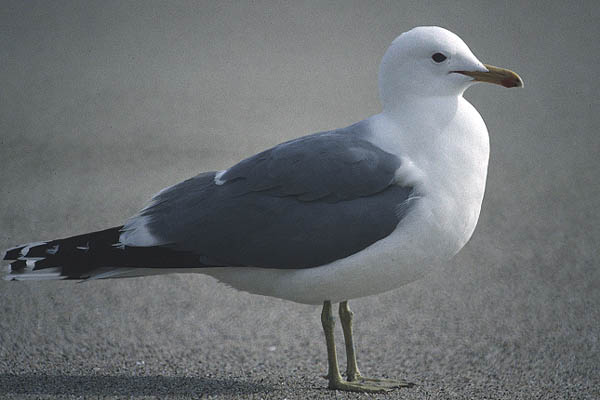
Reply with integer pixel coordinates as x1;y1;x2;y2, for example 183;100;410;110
121;122;414;269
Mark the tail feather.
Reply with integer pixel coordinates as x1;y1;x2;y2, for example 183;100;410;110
7;267;67;280
3;226;207;281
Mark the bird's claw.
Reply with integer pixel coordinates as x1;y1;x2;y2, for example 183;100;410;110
350;375;415;388
325;373;414;392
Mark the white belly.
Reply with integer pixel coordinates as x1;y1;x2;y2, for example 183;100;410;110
203;192;482;304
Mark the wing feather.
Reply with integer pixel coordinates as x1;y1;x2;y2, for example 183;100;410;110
121;122;414;269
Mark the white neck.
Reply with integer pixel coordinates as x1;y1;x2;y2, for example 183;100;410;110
366;95;490;250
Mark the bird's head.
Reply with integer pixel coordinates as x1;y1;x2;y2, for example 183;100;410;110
379;26;523;111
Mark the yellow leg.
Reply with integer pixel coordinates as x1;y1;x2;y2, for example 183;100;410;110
321;301;344;385
339;301;361;381
337;301;415;388
321;301;413;392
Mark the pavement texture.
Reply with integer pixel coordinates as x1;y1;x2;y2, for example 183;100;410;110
1;1;598;399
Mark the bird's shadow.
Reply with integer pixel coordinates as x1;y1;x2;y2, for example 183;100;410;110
0;373;272;397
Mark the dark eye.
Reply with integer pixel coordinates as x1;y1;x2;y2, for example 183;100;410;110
432;52;447;63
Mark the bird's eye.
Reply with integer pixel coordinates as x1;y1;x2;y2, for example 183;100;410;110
432;53;447;63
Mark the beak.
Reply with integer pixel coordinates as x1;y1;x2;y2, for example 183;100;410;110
455;64;523;88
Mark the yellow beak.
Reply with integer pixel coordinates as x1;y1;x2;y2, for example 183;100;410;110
456;64;524;88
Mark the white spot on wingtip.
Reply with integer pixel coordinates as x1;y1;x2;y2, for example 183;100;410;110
76;242;90;251
214;170;227;185
20;241;47;257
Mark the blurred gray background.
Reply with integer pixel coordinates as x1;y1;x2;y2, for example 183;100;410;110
0;1;598;399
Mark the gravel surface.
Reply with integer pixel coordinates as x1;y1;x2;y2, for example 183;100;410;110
1;1;599;399
1;273;598;399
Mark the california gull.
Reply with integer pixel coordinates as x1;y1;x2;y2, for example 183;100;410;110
3;26;523;392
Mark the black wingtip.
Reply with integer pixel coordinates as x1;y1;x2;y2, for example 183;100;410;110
3;246;26;261
9;259;27;272
26;243;58;258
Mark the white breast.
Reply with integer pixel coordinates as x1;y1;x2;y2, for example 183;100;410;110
369;97;490;256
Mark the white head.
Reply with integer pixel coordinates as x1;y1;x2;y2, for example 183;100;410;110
379;26;522;112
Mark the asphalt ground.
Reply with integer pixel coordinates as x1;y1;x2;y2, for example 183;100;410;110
1;1;598;399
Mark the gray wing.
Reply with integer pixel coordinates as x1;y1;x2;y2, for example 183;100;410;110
125;122;413;269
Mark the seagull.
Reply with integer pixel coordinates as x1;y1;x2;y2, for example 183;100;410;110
2;26;522;392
